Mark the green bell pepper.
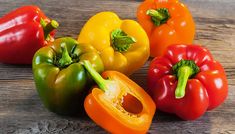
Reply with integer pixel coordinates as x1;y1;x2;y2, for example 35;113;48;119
32;37;104;115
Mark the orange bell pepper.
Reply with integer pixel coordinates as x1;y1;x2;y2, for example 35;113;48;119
137;0;195;57
82;60;156;134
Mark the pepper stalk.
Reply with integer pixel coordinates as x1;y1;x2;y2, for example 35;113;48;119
146;8;170;26
40;18;59;41
172;60;200;99
111;29;136;52
58;43;73;68
83;60;117;92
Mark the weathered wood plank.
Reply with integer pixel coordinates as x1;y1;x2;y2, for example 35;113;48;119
0;0;235;134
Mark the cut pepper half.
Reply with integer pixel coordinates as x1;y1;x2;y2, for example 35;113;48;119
83;60;156;134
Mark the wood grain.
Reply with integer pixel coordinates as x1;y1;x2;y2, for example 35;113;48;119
0;0;235;134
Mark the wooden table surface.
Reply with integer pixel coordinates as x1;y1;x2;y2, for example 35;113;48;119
0;0;235;133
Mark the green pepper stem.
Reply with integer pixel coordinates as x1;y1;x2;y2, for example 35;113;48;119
147;9;165;20
172;60;200;99
83;60;114;92
175;66;192;99
58;43;73;68
40;18;59;40
111;29;136;52
146;8;170;26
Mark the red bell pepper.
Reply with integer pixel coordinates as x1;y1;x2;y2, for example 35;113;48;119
148;44;228;120
0;5;59;64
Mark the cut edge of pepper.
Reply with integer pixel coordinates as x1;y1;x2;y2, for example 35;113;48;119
82;60;144;116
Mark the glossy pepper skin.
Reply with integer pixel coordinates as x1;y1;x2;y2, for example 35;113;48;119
83;60;155;134
33;37;104;115
0;5;58;64
137;0;195;57
78;12;149;75
148;44;228;120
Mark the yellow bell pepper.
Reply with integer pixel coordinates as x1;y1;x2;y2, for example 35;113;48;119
78;12;149;75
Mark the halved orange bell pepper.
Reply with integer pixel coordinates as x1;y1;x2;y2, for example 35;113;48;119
137;0;195;57
82;60;156;134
